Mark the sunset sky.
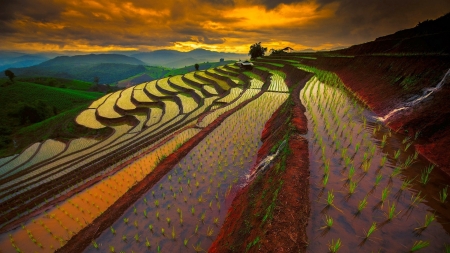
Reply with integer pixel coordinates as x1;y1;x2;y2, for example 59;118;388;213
1;0;449;54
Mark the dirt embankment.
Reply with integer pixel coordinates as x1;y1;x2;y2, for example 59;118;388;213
209;71;312;253
296;55;450;176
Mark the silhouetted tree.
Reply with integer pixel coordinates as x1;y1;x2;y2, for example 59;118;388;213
195;63;199;71
4;70;15;82
249;42;267;59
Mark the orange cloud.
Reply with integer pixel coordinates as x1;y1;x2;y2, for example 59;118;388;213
0;0;448;53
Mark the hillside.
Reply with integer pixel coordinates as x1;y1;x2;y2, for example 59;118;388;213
0;78;106;157
39;54;145;66
11;62;146;84
337;12;450;55
0;54;48;71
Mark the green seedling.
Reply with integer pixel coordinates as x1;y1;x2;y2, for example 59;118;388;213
364;222;377;239
92;240;99;249
381;187;390;203
419;165;434;185
109;246;115;252
415;213;435;232
328;238;341;253
400;178;414;191
348;181;357;195
145;238;151;248
386;202;400;221
321;215;333;230
184;238;189;247
410;240;429;252
440;185;448;203
323;173;329;187
326;190;334;206
357;196;368;213
375;173;383;186
410;191;425;207
134;233;140;242
110;226;116;235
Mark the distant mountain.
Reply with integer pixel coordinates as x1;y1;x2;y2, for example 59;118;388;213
11;63;146;85
132;49;246;67
39;54;145;66
164;57;205;69
0;53;48;71
336;12;450;55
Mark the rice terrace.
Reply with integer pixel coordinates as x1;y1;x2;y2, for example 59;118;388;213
1;1;450;252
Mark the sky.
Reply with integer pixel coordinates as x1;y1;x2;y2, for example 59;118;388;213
1;0;449;54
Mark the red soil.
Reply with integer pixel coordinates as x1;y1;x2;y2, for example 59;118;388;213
209;72;312;252
296;55;450;176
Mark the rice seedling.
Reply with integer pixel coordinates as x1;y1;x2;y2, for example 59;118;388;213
415;213;435;232
394;150;401;159
381;187;390;203
148;224;153;232
145;238;151;248
321;215;333;230
419;165;434;185
207;226;214;237
326;190;334;206
386;202;400;221
123;218;129;224
328;238;341;253
400;178;414;191
161;228;165;236
348;181;357;195
122;235;127;241
109;246;115;252
410;240;429;252
374;174;383;187
184;238;189;247
390;167;402;178
404;142;412;151
110;226;116;235
357;196;368;213
92;240;99;249
440;185;448;203
322;173;329;187
347;166;355;181
172;226;176;240
363;222;377;239
410;191;425;207
380;155;387;167
134;233;140;242
361;160;371;173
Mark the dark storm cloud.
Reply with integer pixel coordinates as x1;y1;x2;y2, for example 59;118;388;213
0;0;66;22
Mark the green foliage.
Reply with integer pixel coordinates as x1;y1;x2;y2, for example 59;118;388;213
16;77;93;91
410;240;429;252
249;42;267;59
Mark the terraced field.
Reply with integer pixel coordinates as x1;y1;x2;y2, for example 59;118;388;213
0;62;287;253
1;57;448;253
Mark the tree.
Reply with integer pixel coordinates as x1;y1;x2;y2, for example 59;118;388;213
249;42;267;60
195;63;199;71
4;70;15;82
